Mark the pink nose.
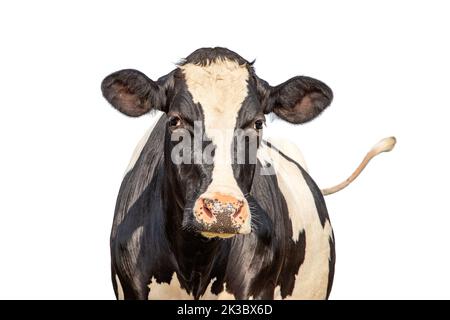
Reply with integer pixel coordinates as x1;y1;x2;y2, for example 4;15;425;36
193;193;249;235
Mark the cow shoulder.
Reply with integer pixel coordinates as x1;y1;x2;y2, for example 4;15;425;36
257;138;335;300
111;112;172;299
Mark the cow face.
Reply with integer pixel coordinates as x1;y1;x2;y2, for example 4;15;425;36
101;47;332;239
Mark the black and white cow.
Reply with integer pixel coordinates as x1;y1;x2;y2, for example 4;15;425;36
101;47;394;300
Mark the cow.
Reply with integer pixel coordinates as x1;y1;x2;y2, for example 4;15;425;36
101;47;395;300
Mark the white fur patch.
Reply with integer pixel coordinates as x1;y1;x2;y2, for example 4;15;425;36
181;60;249;200
115;274;125;300
148;273;192;300
147;274;236;300
258;139;333;299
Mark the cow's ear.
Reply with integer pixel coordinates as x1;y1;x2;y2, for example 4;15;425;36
101;69;165;117
265;76;333;124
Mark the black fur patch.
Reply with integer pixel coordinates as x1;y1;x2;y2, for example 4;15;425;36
326;232;336;299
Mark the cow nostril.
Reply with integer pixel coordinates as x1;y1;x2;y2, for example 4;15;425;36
201;199;214;218
233;206;243;219
232;200;245;218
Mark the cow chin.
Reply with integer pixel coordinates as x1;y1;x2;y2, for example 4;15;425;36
200;232;237;239
198;221;251;239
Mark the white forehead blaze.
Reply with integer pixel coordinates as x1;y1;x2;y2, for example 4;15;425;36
181;59;249;199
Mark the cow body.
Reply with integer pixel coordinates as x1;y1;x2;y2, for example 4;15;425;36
111;113;335;300
103;47;336;300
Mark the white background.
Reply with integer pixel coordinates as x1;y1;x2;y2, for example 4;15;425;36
0;0;449;299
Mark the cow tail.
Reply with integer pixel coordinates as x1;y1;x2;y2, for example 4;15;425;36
321;137;396;196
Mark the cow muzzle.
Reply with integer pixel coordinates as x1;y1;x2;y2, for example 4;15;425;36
193;193;251;238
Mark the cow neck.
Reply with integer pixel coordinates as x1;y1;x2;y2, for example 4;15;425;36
170;230;223;298
162;164;224;298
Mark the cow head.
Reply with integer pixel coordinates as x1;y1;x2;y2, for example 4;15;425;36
101;48;332;239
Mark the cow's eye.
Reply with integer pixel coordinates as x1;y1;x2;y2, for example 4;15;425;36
254;119;264;130
169;115;181;128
